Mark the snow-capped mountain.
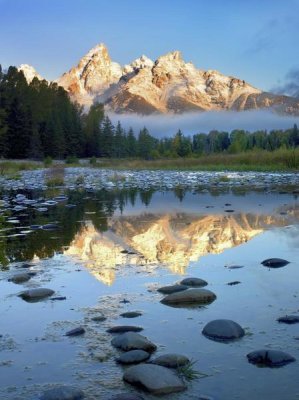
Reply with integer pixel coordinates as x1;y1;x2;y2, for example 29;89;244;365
20;43;299;115
18;64;44;83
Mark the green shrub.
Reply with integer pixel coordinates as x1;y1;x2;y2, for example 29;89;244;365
44;156;53;167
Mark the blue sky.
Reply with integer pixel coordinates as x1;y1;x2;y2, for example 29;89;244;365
1;0;299;91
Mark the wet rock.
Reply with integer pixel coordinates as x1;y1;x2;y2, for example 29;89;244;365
19;288;54;302
261;258;290;268
8;273;32;284
247;349;296;367
227;281;241;286
179;277;208;287
51;296;67;301
225;265;244;269
157;284;188;294
123;364;186;395
161;288;216;307
65;327;85;337
120;311;142;318
151;354;190;368
202;319;245;342
111;332;157;352
39;385;85;399
19;262;33;269
107;326;143;334
225;209;235;213
109;394;144;400
116;350;150;364
277;315;299;324
91;315;107;322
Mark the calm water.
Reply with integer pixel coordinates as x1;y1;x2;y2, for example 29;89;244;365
0;188;298;399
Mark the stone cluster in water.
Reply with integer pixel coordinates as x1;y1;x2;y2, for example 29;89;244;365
0;168;299;191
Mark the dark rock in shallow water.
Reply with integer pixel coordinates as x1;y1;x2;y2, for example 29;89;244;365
116;349;150;364
91;315;106;322
19;288;54;302
161;288;216;307
8;273;32;284
261;258;290;268
120;311;142;318
179;277;208;287
202;319;245;342
107;326;143;334
111;332;157;352
39;385;84;399
51;296;67;301
109;394;144;400
247;349;296;367
151;354;190;368
277;315;299;324
225;265;244;269
65;327;85;336
123;364;186;395
157;284;188;295
226;281;241;286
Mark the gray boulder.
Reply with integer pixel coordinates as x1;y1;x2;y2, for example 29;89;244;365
120;312;142;318
261;258;289;268
107;326;143;334
116;350;150;364
123;364;186;395
161;288;216;307
202;319;245;342
180;277;208;287
247;349;296;367
8;272;32;284
39;385;84;400
19;288;54;302
157;284;188;294
111;332;157;352
151;354;190;368
277;315;299;324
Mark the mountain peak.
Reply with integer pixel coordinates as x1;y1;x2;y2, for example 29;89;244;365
18;64;44;83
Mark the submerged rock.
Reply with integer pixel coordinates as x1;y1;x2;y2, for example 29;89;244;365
179;277;208;287
151;354;190;368
91;315;107;322
107;326;143;334
116;350;150;364
161;288;216;306
111;332;157;352
202;319;245;342
247;349;296;367
226;281;241;286
120;311;142;318
123;364;186;395
65;327;85;337
261;258;290;268
39;385;85;400
157;284;188;294
18;288;54;302
277;315;299;324
8;273;32;284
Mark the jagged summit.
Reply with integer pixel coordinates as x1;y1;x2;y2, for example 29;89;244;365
18;64;44;83
19;43;299;115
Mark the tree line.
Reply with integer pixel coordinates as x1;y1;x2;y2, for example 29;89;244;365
0;65;298;160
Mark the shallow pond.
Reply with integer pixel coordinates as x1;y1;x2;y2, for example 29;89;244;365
0;187;298;399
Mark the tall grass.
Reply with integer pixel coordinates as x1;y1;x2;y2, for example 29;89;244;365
0;160;41;177
91;148;299;172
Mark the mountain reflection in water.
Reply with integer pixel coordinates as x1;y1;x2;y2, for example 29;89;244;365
65;208;298;285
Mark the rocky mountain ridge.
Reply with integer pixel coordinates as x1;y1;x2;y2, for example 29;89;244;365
19;43;299;115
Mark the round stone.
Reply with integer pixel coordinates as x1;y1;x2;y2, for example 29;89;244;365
180;277;208;287
111;332;157;352
161;288;216;307
116;350;150;364
123;364;186;395
202;319;245;342
157;285;188;294
261;258;290;268
247;349;296;367
18;288;54;302
39;385;84;400
107;326;143;334
151;353;190;368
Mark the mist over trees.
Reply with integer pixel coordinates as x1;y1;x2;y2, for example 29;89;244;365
0;65;298;160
